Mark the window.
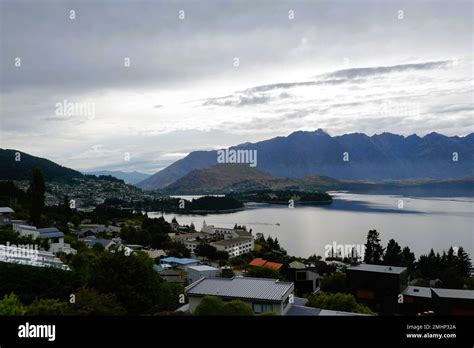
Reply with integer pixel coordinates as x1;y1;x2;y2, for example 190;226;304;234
252;302;273;313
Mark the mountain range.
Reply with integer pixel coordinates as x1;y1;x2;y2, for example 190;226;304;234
137;129;474;190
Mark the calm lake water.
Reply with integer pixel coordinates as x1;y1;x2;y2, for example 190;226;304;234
150;192;474;259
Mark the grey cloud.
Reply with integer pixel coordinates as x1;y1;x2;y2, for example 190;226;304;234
319;60;452;80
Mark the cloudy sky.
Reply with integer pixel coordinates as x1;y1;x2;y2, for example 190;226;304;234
1;0;472;174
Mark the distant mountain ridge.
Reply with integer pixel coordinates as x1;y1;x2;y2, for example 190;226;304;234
86;170;150;185
162;164;340;194
0;149;82;181
137;130;474;190
162;163;474;195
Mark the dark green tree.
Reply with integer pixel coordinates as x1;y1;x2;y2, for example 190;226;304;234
0;293;26;315
320;272;348;293
195;243;217;260
401;246;416;270
70;288;126;315
456;247;472;277
221;300;253;316
306;292;375;315
193;296;224;316
246;266;281;280
28;167;45;226
363;230;384;265
383;239;403;266
26;298;70;315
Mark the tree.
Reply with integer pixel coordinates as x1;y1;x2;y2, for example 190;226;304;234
307;292;375;315
221;300;253;316
69;288;126;315
193;296;253;316
27;298;70;315
320;272;347;293
193;296;224;316
384;239;402;266
363;230;384;265
0;293;26;315
195;243;217;260
401;246;415;270
88;251;182;314
246;266;281;280
28;167;45;226
166;241;191;258
456;247;472;277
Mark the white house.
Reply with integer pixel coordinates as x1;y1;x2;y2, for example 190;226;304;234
0;207;14;225
201;221;251;240
186;265;220;284
211;236;254;257
0;243;70;270
13;224;76;255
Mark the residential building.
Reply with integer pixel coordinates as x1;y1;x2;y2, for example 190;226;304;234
0;207;14;225
186;265;220;284
0;243;70;270
144;249;167;260
158;269;184;283
185;276;294;315
160;257;200;269
346;263;408;314
201;221;251;240
400;285;434;315
211;237;254;257
288;262;320;296
172;232;210;254
14;224;76;254
431;288;474;315
248;258;283;271
86;239;116;250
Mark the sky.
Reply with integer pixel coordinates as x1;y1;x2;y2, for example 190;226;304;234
1;0;473;174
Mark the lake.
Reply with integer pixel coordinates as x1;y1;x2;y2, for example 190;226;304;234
149;192;474;259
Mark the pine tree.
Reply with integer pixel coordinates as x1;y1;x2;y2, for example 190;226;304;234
28;167;45;226
384;239;402;266
456;247;472;277
401;246;415;270
363;230;384;265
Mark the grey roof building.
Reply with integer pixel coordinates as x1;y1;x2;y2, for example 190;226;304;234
185;276;294;315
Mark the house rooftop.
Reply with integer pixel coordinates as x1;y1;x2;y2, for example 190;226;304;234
248;258;283;271
186;265;219;272
0;207;14;213
161;257;199;265
402;286;432;299
185;276;293;302
347;263;406;274
233;230;252;237
287;305;321;316
319;309;371;316
289;261;306;269
87;239;113;248
212;236;253;246
249;258;267;267
37;227;64;239
431;288;474;300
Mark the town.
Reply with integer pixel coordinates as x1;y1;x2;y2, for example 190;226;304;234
0;170;473;317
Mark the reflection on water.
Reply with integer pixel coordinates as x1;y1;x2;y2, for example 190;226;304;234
150;192;474;259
